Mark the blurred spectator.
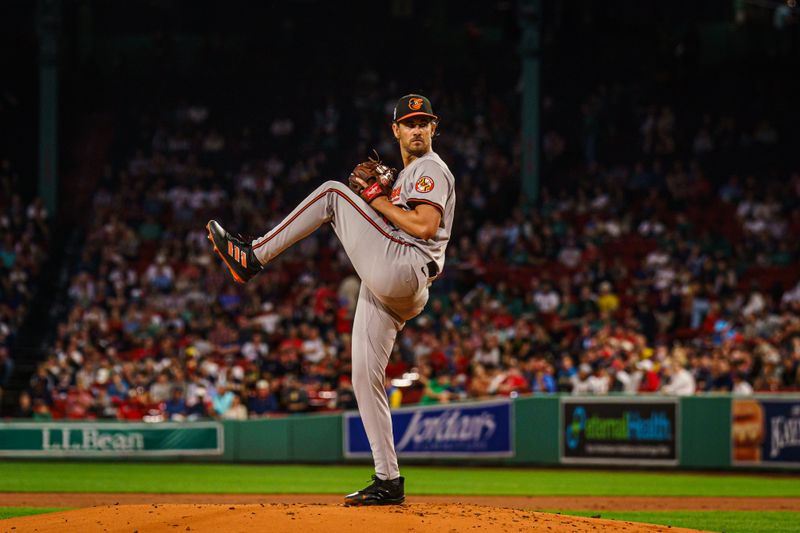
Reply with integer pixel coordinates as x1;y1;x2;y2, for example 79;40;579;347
530;363;557;393
587;366;611;395
637;360;661;393
211;385;235;417
164;387;187;420
495;365;529;397
0;346;12;406
248;379;279;416
32;399;53;421
281;375;309;413
149;373;172;403
18;72;800;422
732;372;754;395
385;376;402;409
222;394;248;420
336;377;357;410
1;163;50;415
14;390;32;418
421;368;454;405
572;364;593;394
660;360;696;396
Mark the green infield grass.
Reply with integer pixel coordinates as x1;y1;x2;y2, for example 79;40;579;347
0;507;67;520
555;511;800;533
0;462;799;497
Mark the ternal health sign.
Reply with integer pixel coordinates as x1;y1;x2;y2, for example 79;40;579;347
344;400;513;458
0;422;223;457
561;397;678;465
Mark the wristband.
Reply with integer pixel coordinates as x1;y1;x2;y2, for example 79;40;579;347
361;182;386;203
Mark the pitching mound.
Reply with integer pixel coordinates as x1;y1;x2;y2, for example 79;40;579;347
1;503;707;532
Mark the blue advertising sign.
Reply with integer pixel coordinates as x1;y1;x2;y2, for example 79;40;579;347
344;400;513;458
732;398;800;467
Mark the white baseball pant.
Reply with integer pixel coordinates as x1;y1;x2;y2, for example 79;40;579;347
252;180;431;480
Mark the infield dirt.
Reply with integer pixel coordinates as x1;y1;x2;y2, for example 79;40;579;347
2;493;799;510
0;502;711;533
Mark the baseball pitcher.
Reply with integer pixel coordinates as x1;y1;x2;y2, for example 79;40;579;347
207;94;455;505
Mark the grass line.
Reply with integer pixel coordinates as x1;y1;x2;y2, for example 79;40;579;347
0;462;799;497
0;507;69;520
551;510;800;533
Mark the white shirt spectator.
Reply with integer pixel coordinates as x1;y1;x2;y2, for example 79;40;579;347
587;374;610;395
733;379;754;395
167;185;191;210
629;369;644;393
645;250;670;268
534;288;560;313
661;368;696;396
590;192;610;211
145;259;174;289
205;188;227;209
241;339;269;362
474;346;501;367
614;370;636;394
302;337;326;364
26;200;48;222
188;189;207;210
222;400;248;421
251;304;280;334
736;198;755;219
571;375;593;395
601;219;623;237
781;281;800;306
638;218;665;237
654;265;676;291
742;292;766;317
558;245;582;269
743;218;767;235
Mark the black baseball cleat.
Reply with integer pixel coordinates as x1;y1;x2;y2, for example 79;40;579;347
206;220;263;284
344;475;405;506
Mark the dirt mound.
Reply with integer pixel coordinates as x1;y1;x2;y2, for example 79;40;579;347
1;493;798;511
0;503;708;532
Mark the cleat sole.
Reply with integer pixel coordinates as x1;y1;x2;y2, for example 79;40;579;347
206;222;246;284
344;497;405;507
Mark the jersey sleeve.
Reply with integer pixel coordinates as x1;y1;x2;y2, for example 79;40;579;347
404;160;450;215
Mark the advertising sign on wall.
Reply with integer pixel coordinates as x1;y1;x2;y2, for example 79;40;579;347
0;422;224;458
732;398;800;467
344;400;513;458
561;398;679;465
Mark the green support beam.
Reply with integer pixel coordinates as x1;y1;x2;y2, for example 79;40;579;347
519;0;541;205
37;0;61;216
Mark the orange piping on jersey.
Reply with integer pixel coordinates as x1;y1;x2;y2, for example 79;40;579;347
253;188;412;251
406;197;444;216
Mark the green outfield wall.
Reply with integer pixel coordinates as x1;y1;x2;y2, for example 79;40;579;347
1;395;797;470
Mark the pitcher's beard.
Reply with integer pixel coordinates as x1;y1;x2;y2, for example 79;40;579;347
406;141;428;157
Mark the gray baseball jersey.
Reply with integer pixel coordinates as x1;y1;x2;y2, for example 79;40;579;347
247;150;455;483
388;151;455;274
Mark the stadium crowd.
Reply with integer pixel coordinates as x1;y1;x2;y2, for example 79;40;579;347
1;159;50;410
14;79;800;420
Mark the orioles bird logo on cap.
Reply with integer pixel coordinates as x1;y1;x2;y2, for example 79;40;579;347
408;98;424;110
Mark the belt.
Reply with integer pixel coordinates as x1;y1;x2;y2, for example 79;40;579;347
425;261;439;279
